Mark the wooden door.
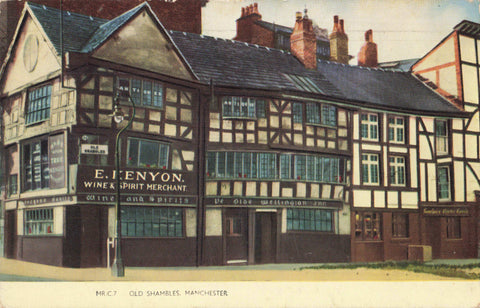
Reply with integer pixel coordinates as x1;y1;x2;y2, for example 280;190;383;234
255;212;277;264
225;209;248;263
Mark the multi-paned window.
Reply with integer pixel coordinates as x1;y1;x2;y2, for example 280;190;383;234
355;211;382;240
121;206;183;237
392;213;409;238
206;152;344;183
292;103;303;123
305;103;337;126
389;156;406;186
362;154;379;185
25;208;53;235
222;97;266;119
388;116;405;143
435;119;449;155
26;84;52;125
361;113;379;141
127;138;170;169
118;78;164;108
437;166;451;201
287;209;333;232
446;217;461;239
23;139;49;190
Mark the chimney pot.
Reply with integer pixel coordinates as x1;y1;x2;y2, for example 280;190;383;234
254;3;258;13
296;11;302;20
241;7;245;17
340;19;344;33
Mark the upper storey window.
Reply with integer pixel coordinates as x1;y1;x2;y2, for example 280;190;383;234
361;113;378;141
388;116;405;144
305;103;337;127
435;119;449;155
222;97;266;119
118;78;163;108
127;138;170;169
26;84;52;125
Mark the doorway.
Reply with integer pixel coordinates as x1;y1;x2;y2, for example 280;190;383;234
225;209;248;263
254;212;277;264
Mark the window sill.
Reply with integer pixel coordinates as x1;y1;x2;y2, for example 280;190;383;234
122;236;186;240
287;230;335;234
205;177;346;185
305;123;337;129
25;120;49;127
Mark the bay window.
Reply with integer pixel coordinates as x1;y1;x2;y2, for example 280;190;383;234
222;96;266;119
118;77;164;108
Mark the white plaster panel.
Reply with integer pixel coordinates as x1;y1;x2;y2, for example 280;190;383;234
439;66;459;97
205;209;222;236
373;191;385;208
282;187;293;197
205;182;217;196
414;36;455;72
185;209;197;237
462;64;479;105
321;185;331;199
419;162;426;202
466;163;480;202
233;182;243;196
453;118;465;131
353;190;371;207
401;191;418;208
338;206;350;235
353;113;359;139
427;163;437;202
454;161;465;202
272;182;280;197
460;35;477;63
409;149;418;188
17;210;24;236
310;183;320;198
389;146;408;154
296;183;306;198
409;117;417;146
361;144;381;152
419;135;433;160
108;206;115;237
281;209;287;233
465;134;477;159
353;143;360;185
261;182;269;196
387;191;398;207
54;206;64;235
246;182;256;196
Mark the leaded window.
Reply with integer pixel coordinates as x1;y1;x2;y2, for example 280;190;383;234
121;206;183;237
305;103;337;126
355;212;382;240
436;119;449;155
118;78;164;108
127;138;169;169
437;166;451;201
292;103;303;123
222;96;266;119
287;209;333;232
26;84;52;125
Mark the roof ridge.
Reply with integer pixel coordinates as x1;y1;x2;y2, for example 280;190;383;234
81;2;150;53
317;58;404;73
26;1;107;23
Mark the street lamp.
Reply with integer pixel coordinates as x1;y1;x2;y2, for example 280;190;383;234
111;93;136;277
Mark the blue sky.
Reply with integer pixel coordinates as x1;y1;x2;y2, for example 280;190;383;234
202;0;480;63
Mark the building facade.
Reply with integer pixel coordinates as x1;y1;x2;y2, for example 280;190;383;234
0;3;478;268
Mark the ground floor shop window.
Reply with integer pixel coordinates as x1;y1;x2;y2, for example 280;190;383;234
121;206;183;237
392;213;409;238
446;217;461;239
355;211;382;240
287;209;333;232
25;208;53;235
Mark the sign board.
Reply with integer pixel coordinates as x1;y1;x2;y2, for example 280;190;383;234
205;197;342;208
49;134;65;189
422;207;470;217
81;144;108;155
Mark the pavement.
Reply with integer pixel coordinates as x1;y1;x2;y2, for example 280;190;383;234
0;257;479;281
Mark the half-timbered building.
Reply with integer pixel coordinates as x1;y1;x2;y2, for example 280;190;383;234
0;3;478;268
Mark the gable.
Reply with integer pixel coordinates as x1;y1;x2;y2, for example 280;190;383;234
2;14;61;95
92;11;194;80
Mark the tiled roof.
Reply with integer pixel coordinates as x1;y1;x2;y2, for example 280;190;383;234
25;2;466;117
27;2;106;54
316;60;463;115
82;3;147;53
255;20;329;42
169;31;342;96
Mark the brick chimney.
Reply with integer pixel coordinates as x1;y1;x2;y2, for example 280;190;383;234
290;9;317;69
234;3;262;43
358;29;378;67
329;15;349;64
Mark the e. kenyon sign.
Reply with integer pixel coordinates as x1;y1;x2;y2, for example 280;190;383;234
77;166;196;195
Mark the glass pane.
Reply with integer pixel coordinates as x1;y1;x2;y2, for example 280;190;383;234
139;140;159;167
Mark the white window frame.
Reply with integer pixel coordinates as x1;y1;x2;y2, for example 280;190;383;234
436;119;449;155
437;165;451;201
361;113;379;141
388;116;405;144
362;154;379;185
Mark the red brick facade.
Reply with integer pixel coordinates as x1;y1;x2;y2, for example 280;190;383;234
357;29;378;67
290;12;317;69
